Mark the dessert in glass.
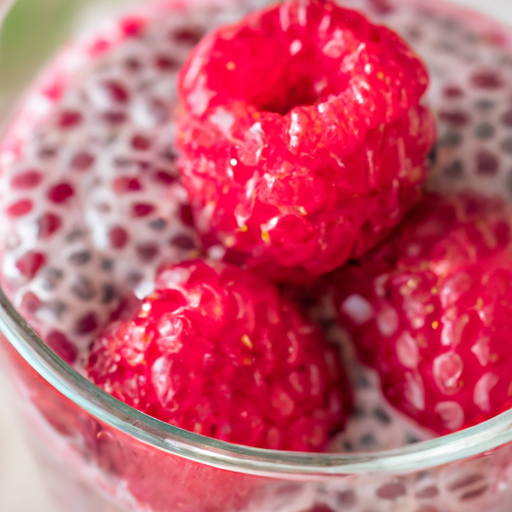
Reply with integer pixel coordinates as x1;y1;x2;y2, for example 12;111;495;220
2;0;512;511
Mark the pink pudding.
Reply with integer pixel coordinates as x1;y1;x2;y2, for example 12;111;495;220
1;1;512;511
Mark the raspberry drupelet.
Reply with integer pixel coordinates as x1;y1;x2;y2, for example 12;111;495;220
329;192;512;435
87;259;351;451
177;0;436;280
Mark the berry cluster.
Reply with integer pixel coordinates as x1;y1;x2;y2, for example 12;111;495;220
87;0;437;449
10;0;512;454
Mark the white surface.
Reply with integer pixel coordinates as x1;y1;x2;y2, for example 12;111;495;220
0;1;511;511
0;374;56;511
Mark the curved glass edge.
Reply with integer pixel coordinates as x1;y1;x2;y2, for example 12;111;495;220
2;0;512;480
2;287;512;479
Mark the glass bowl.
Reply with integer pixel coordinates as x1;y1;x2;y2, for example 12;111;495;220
2;0;512;511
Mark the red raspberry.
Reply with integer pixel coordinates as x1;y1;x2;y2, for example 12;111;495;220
177;0;436;279
330;192;512;434
87;259;351;451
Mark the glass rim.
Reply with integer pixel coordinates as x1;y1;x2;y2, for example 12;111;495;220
2;287;512;478
2;0;512;481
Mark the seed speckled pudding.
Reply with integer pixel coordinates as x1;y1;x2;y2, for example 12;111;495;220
3;0;512;511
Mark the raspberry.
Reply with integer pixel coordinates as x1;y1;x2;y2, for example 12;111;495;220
330;193;512;434
87;259;351;451
177;0;436;279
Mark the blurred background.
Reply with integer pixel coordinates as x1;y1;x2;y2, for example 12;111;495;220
0;0;511;511
451;0;512;22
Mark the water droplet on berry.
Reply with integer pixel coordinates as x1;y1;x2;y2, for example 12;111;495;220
435;401;464;431
341;295;374;324
376;306;399;336
396;332;419;369
474;372;499;412
404;371;425;411
433;352;463;394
